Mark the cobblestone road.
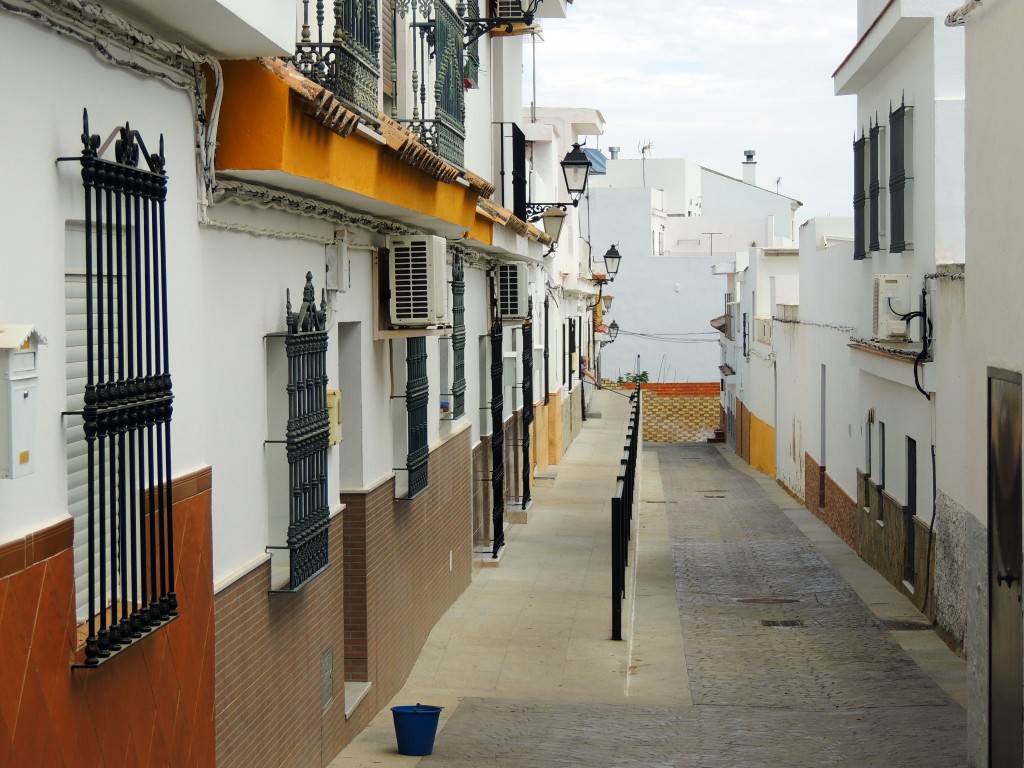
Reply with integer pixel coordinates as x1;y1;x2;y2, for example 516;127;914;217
422;444;965;767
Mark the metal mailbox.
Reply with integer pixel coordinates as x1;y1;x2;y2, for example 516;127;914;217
0;325;39;479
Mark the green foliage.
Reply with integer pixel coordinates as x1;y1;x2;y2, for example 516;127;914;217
617;371;650;384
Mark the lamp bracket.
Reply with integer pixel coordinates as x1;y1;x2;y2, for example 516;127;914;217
462;16;530;46
525;202;570;222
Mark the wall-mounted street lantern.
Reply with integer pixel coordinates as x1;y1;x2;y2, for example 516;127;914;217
525;142;593;222
602;244;622;280
458;0;546;46
602;294;614;311
608;320;620;343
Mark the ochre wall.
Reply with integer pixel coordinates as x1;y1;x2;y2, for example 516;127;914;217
747;408;776;477
638;383;721;443
0;469;215;767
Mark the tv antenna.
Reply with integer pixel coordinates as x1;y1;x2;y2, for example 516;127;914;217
639;140;653;157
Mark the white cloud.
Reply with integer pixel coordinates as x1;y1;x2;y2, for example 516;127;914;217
526;0;858;221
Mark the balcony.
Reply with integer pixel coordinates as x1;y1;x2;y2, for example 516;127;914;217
393;1;467;168
293;0;381;123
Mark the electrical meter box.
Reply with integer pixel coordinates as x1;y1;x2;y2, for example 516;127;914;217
0;325;39;479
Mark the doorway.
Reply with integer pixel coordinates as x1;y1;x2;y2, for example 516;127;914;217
988;368;1022;768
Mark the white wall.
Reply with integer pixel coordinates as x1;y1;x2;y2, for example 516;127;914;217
0;15;204;542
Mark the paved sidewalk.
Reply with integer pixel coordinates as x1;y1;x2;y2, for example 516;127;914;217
329;391;966;766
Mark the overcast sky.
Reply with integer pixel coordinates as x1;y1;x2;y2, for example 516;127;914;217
525;0;858;225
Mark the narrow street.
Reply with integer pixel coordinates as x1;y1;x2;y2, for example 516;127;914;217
333;392;966;767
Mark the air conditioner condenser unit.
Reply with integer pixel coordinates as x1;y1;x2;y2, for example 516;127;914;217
872;273;911;341
387;235;447;327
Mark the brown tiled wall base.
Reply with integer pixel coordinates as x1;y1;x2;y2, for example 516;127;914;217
342;428;472;744
0;468;215;767
857;471;935;616
802;456;936;617
472;440;492;548
215;514;346;768
804;453;856;548
640;391;721;443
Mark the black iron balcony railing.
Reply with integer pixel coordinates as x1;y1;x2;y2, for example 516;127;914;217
295;0;381;122
393;0;467;167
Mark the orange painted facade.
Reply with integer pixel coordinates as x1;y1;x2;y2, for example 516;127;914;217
0;471;215;767
216;60;491;244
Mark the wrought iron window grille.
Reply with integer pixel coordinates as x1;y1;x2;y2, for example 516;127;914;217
294;0;382;124
889;99;912;254
520;301;533;509
269;272;332;592
59;110;177;667
489;317;505;557
451;252;467;418
405;337;430;497
391;0;467;167
852;132;867;260
868;118;882;252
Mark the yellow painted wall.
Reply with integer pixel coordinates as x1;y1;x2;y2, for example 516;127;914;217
748;408;776;477
547;391;563;465
216;61;485;240
534;399;550;471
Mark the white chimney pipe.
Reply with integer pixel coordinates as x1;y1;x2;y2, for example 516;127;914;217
609;146;620;160
743;150;756;185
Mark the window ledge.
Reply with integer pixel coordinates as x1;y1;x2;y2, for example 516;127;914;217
345;681;372;720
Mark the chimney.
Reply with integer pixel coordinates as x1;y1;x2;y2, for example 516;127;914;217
742;150;756;185
609;146;620;160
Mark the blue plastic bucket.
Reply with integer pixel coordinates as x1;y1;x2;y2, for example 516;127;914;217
391;704;443;756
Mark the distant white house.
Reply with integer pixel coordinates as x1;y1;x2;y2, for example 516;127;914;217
583;151;801;383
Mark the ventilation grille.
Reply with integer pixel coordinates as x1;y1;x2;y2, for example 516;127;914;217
494;0;525;18
392;239;431;322
498;263;528;319
387;235;446;327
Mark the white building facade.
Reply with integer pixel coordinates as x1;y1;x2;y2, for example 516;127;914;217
0;1;605;764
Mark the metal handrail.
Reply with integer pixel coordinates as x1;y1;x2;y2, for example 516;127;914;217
611;380;642;640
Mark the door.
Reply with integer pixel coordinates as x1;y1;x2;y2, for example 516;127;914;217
988;368;1023;768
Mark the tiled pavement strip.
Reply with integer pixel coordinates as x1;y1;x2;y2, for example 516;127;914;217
330;390;966;767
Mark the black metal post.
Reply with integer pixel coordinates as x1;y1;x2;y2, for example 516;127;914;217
490;318;505;557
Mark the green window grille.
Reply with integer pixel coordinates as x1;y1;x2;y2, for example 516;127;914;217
452;252;467;418
406;337;429;497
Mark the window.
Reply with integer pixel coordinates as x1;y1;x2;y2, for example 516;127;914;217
451;252;467;418
489;319;505;557
65;114;176;667
853;133;867;260
406;337;429;497
464;0;480;88
268;274;332;591
889;100;913;253
879;421;887;489
905;437;917;584
869;119;886;252
520;307;534;509
865;413;873;476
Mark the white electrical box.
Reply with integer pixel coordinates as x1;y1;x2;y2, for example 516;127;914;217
0;325;39;479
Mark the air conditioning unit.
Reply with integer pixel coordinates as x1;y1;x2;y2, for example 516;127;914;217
494;0;525;19
387;235;447;327
872;273;910;341
498;263;529;320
